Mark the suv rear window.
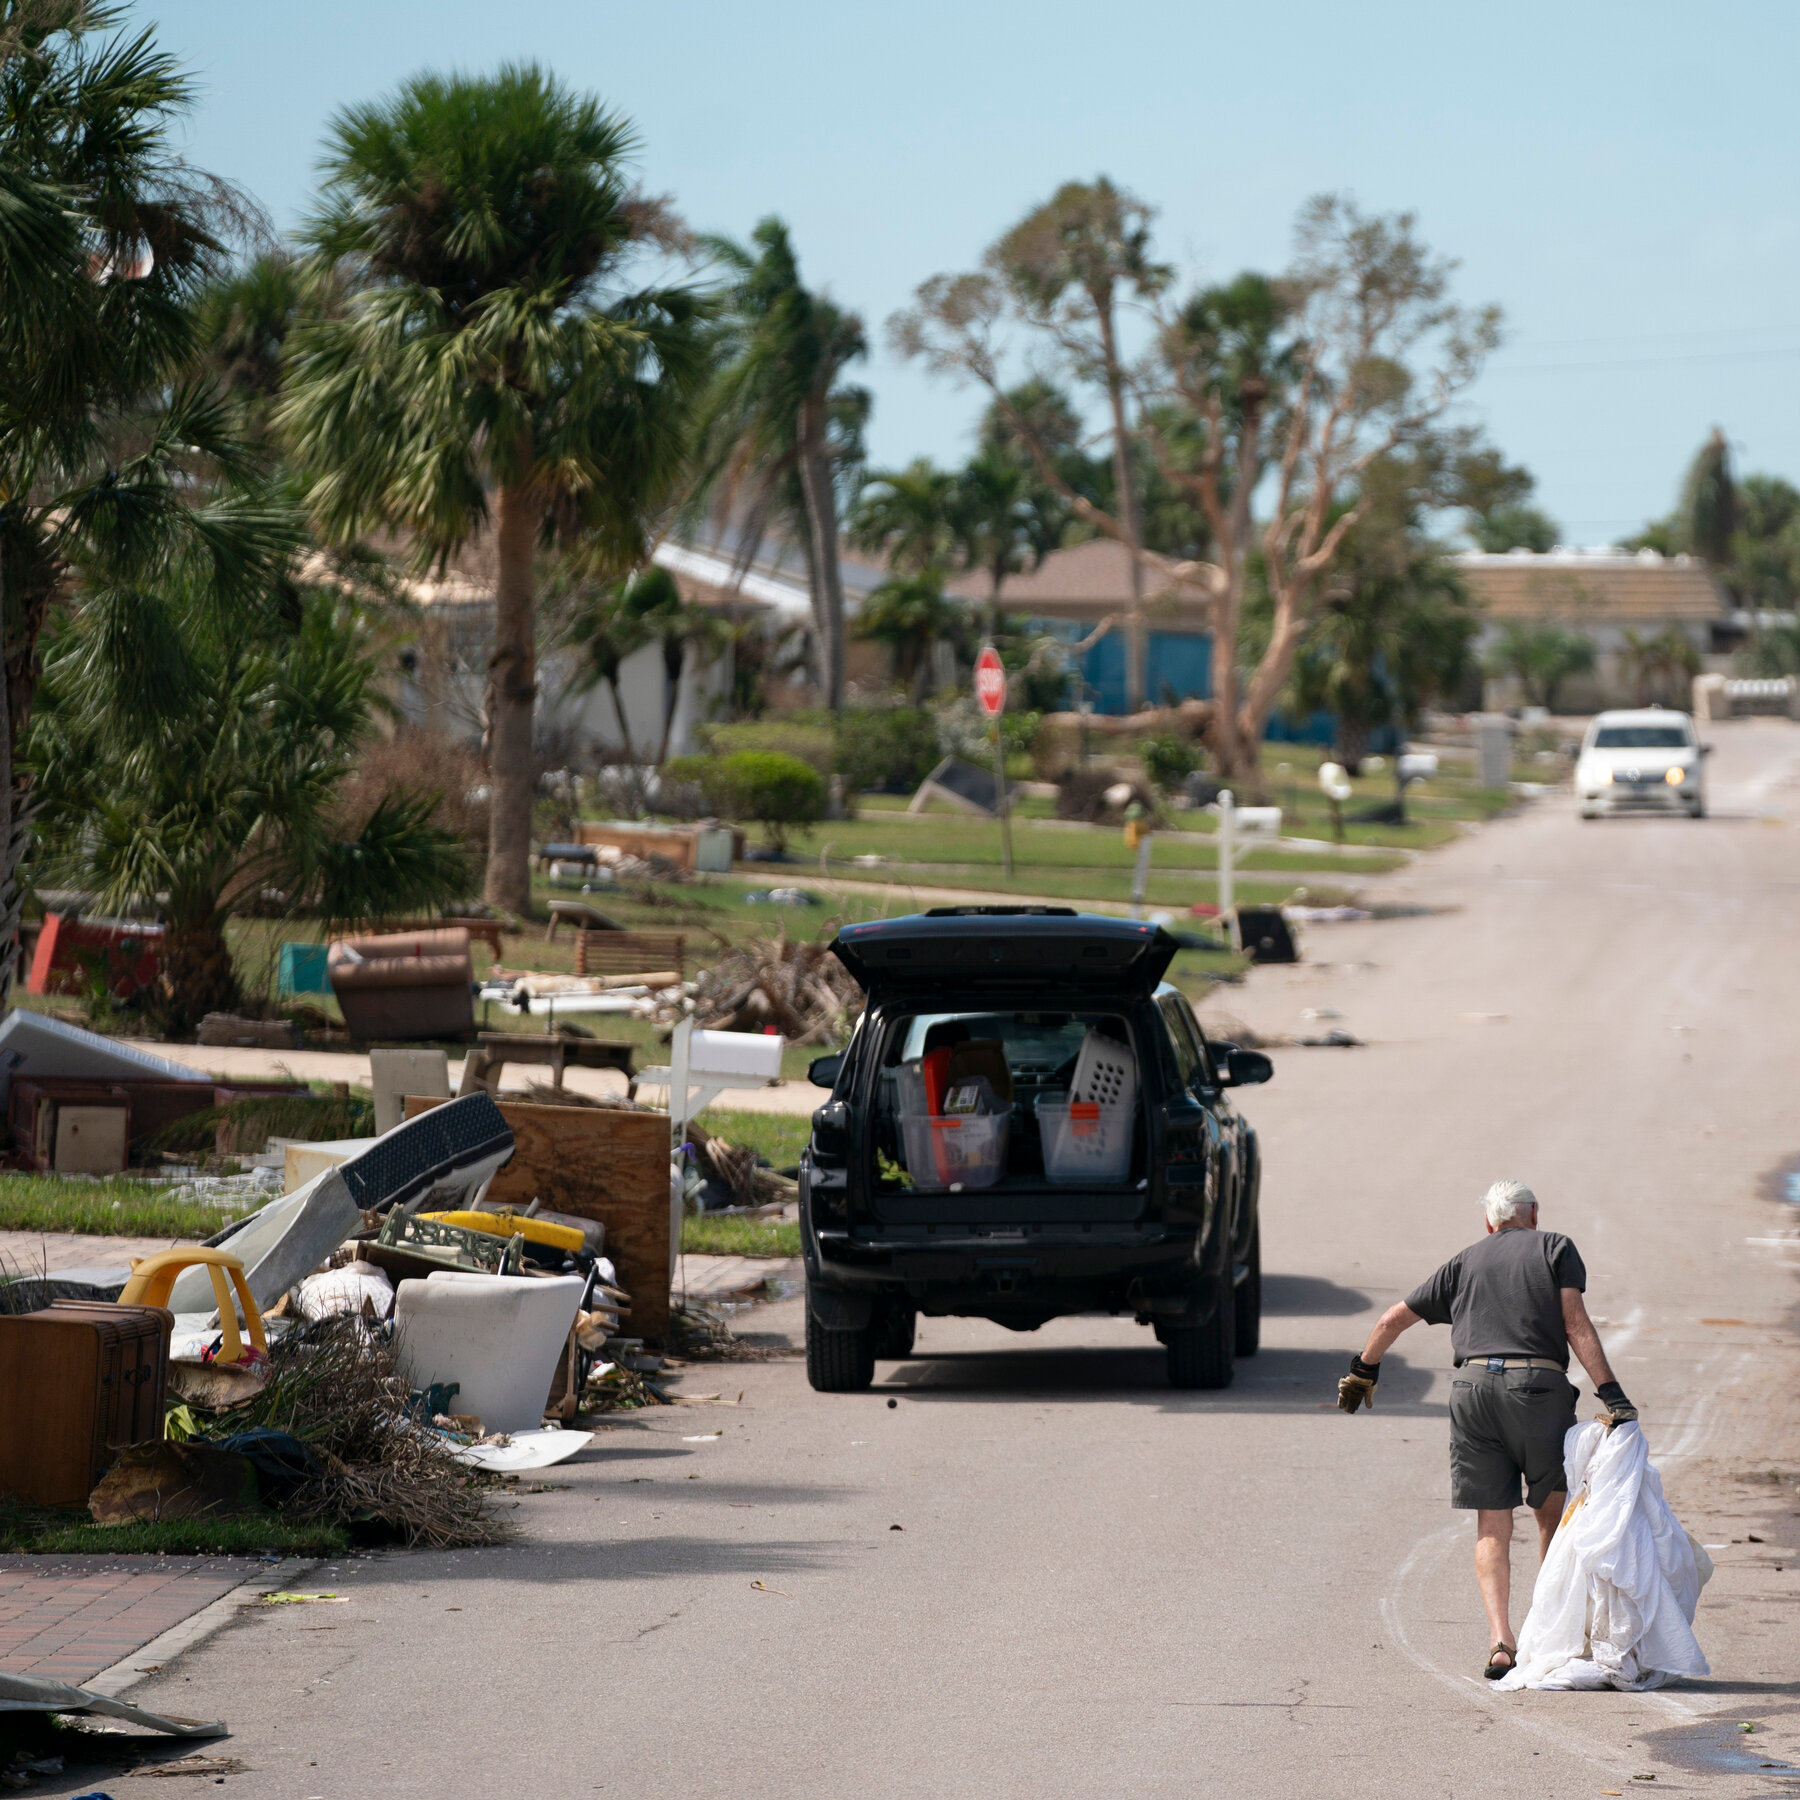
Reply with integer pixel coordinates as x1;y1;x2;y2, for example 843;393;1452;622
1592;724;1690;748
874;1009;1143;1190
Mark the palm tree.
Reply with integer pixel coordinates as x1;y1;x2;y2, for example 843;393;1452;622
27;579;468;1032
854;572;968;701
618;565;726;763
848;459;958;575
693;218;868;711
1;1;288;998
951;444;1063;629
562;576;649;762
279;66;708;915
1485;623;1595;713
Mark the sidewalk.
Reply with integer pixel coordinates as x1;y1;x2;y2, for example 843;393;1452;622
0;1556;258;1684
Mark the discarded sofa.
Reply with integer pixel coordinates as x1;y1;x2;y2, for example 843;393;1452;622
327;927;475;1040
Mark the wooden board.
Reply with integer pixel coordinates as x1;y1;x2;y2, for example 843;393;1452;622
404;1096;671;1339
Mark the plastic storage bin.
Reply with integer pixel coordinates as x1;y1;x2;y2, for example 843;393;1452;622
898;1112;1009;1191
1036;1100;1133;1184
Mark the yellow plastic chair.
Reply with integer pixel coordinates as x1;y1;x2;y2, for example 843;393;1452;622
120;1247;268;1366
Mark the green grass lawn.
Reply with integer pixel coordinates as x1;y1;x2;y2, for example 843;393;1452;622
679;1213;801;1257
0;1499;349;1556
0;1172;244;1241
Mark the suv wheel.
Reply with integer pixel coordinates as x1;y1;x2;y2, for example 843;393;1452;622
1166;1281;1234;1390
872;1304;916;1360
806;1306;875;1392
1233;1224;1262;1358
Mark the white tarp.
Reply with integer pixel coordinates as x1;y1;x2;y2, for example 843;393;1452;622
1497;1421;1711;1691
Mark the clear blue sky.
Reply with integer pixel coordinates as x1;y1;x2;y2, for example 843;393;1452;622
152;0;1800;543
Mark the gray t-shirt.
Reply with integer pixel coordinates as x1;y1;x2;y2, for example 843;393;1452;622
1404;1228;1587;1364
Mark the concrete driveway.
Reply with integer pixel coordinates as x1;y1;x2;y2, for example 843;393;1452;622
56;720;1800;1799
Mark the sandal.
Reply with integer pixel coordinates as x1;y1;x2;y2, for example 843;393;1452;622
1484;1643;1516;1680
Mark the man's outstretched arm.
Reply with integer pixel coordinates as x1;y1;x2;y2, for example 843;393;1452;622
1338;1302;1422;1413
1562;1288;1637;1422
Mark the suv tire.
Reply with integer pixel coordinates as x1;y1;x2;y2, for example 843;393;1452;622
806;1306;875;1392
1233;1223;1262;1358
1166;1281;1234;1390
872;1304;916;1360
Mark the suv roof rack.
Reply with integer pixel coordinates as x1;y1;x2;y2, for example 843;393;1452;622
922;905;1078;917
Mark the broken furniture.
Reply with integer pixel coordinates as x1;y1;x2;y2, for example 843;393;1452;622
196;1013;302;1049
25;910;163;1001
373;915;507;957
0;1301;172;1506
455;1031;634;1097
907;755;1004;817
327;926;475;1040
544;899;624;941
9;1077;131;1173
404;1094;671;1337
0;1009;209;1116
393;1271;585;1434
121;1248;267;1366
281;1137;376;1193
369;1047;452;1134
574;819;740;874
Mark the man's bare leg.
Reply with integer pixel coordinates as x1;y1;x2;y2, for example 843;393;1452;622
1533;1491;1566;1561
1474;1509;1515;1658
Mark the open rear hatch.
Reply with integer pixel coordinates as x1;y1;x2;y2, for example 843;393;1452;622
831;908;1178;999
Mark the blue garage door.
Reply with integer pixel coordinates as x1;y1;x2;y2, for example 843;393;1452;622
1078;630;1211;714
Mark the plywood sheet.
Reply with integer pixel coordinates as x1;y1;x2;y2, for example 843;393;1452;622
405;1097;671;1338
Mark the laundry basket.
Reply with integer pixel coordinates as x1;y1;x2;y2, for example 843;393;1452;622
1071;1029;1137;1113
1036;1099;1133;1184
897;1112;1009;1191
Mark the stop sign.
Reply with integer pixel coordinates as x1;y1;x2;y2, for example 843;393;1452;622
974;645;1006;717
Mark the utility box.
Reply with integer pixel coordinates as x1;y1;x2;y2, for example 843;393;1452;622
694;827;736;874
1473;716;1514;789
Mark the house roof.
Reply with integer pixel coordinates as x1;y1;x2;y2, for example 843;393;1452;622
947;538;1212;628
1455;550;1727;623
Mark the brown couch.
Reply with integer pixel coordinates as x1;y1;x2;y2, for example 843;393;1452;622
327;928;475;1041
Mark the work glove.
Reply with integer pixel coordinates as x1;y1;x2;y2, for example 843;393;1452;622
1596;1381;1638;1427
1337;1354;1380;1414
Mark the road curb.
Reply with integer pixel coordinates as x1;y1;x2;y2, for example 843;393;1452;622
83;1556;320;1699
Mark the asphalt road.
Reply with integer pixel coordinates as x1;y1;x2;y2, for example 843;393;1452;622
81;721;1800;1800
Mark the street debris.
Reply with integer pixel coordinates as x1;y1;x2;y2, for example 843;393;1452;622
0;1672;223;1738
689;926;861;1045
127;1753;251;1777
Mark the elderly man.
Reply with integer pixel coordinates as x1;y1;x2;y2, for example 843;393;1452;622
1336;1180;1637;1679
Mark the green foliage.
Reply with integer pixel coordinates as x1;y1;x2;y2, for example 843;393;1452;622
680;1214;801;1257
854;572;970;698
662;751;824;849
1739;618;1800;677
26;582;470;1028
1453;448;1560;551
1485;623;1595;712
144;1093;376;1156
700;720;835;774
1470;504;1558;553
830;707;941;794
1616;626;1699;705
697;1107;811;1168
1141;733;1199;796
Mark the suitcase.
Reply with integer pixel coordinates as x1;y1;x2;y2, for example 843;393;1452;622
0;1303;173;1506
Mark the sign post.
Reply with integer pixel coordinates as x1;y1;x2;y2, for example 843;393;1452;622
974;644;1013;879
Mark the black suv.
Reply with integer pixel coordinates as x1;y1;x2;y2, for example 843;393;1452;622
799;907;1271;1393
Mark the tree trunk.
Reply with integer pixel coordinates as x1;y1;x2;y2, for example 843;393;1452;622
1098;305;1145;711
157;914;241;1036
1335;714;1370;777
796;401;845;711
658;640;684;765
1208;568;1248;779
484;476;541;917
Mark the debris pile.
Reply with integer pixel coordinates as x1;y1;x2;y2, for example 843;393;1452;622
689;927;862;1045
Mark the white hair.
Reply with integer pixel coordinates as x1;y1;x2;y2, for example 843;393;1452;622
1484;1179;1538;1228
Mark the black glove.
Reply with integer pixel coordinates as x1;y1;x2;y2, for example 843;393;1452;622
1596;1380;1637;1426
1337;1354;1380;1414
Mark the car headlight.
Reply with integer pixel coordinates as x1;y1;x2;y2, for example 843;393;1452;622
1590;769;1611;786
1664;766;1686;786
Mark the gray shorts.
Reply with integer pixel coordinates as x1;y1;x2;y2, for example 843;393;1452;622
1448;1365;1577;1510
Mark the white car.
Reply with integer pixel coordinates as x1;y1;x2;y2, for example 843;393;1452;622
1576;709;1708;820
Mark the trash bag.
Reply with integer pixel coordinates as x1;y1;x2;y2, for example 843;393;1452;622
208;1429;318;1505
1497;1420;1711;1691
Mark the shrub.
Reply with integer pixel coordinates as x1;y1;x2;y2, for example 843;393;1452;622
698;720;835;775
1141;733;1199;797
833;707;941;795
662;751;825;851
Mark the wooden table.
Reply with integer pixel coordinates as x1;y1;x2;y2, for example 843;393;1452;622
455;1031;635;1096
